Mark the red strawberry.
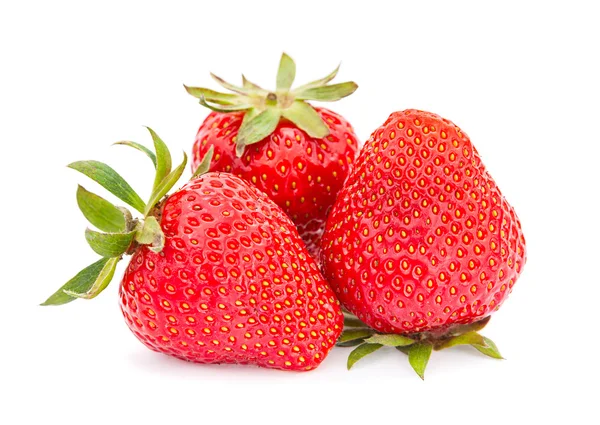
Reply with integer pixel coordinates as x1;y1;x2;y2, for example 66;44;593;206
321;110;527;378
185;53;359;257
42;129;343;371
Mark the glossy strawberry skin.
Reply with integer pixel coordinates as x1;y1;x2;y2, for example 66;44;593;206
120;172;343;371
321;110;526;334
190;107;359;257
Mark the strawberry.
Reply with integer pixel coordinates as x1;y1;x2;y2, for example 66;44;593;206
42;129;343;371
185;53;359;257
321;110;527;378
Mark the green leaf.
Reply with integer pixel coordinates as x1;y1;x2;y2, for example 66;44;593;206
337;339;369;348
241;107;260;125
68;160;146;214
339;328;375;343
295;81;358;102
344;317;368;328
408;343;433;380
144;152;187;216
198;96;253;112
236;108;281;156
85;228;135;257
113;141;157;168
347;343;383;370
472;336;504;360
210;73;249;95
396;346;411;355
237;108;261;157
76;185;127;233
192;145;214;178
364;333;415;347
281;101;329;138
343;312;369;328
41;258;111;306
435;331;486;351
63;257;119;300
135;216;165;253
118;207;134;230
242;75;268;95
294;63;340;92
183;85;241;105
145;127;172;196
276;52;296;92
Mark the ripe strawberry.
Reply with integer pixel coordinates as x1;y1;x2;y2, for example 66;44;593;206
321;110;527;378
42;129;343;371
185;53;359;257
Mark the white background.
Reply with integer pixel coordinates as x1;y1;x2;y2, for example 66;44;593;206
1;1;598;423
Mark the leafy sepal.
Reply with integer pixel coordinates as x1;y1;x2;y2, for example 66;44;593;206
343;312;369;328
134;216;164;253
295;81;358;102
293;63;340;92
276;52;296;92
338;328;375;344
408;343;433;380
192;146;215;178
341;312;504;379
145;127;172;195
113;141;157;168
76;185;128;233
63;257;120;300
41;258;118;306
236;108;281;156
198;96;253;113
85;228;135;257
473;336;504;359
347;343;383;370
144;152;188;216
68;160;146;214
185;53;357;154
183;85;240;105
281;101;329;138
364;333;415;347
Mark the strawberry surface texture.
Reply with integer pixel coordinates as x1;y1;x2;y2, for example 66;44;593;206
321;110;527;334
191;108;358;257
121;172;343;371
185;53;359;257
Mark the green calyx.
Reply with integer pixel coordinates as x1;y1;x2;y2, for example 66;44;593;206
339;313;503;380
184;53;358;157
41;129;214;306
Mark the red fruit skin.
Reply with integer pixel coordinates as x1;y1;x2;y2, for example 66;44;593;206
321;110;527;334
190;107;359;258
120;173;343;371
